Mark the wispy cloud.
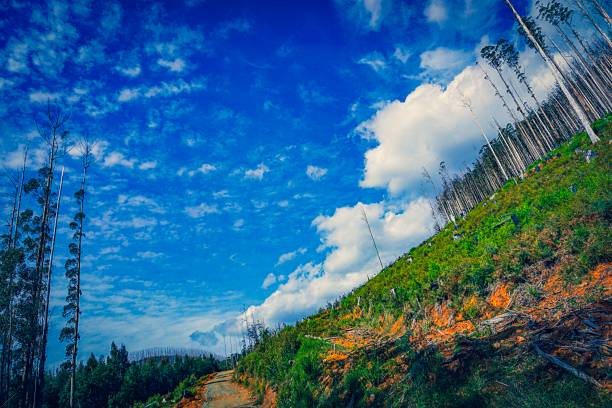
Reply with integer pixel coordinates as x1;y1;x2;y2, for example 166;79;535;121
184;203;220;218
117;79;206;102
275;247;307;267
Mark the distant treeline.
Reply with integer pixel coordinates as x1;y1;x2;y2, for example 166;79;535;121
43;343;219;408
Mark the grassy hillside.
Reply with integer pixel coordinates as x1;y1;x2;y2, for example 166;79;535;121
237;117;611;408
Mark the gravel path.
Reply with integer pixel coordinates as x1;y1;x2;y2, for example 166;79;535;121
202;370;257;408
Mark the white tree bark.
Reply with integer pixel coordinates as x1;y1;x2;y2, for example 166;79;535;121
505;0;600;143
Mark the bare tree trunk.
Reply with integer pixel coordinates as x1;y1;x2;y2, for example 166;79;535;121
70;162;88;408
590;0;612;24
361;207;384;271
574;0;612;48
557;26;612;110
34;167;64;408
462;98;514;183
505;0;600;143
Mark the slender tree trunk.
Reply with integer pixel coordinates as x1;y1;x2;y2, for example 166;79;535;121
464;102;513;183
34;167;64;408
559;26;612;110
505;0;600;143
591;0;612;24
70;164;87;408
574;0;612;48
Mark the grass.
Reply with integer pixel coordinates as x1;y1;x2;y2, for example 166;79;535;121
237;116;612;407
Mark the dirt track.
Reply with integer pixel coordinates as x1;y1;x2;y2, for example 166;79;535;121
202;370;257;408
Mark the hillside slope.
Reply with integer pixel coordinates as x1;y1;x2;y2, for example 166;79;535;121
237;117;611;408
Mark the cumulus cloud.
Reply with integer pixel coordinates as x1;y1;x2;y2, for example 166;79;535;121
244;199;432;326
205;198;432;341
306;165;328;181
359;47;555;196
244;163;269;180
357;66;496;195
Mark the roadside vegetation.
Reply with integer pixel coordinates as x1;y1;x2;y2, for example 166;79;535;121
42;343;219;408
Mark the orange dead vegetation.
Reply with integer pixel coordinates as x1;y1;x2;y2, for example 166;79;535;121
323;351;349;363
488;283;511;309
431;303;453;327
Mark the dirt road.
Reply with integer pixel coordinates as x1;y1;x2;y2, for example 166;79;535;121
202;370;257;408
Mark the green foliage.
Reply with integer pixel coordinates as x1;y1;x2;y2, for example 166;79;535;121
237;121;612;407
43;343;219;408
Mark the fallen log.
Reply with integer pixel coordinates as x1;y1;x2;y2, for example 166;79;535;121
532;342;602;387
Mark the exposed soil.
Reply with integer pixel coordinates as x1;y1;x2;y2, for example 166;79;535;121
202;371;257;408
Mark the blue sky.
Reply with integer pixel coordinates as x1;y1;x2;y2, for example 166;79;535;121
0;0;572;364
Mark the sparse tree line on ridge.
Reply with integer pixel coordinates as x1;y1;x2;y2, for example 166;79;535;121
429;0;610;229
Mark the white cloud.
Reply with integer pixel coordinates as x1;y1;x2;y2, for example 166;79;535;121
117;194;165;214
74;41;105;67
102;151;136;168
116;65;141;77
363;0;383;29
188;163;217;176
357;45;558;196
184;203;220;218
424;0;448;24
392;44;411;64
29;91;60;103
233;218;245;231
158;58;186;72
276;247;307;267
213;190;230;199
244;163;269;180
238;198;432;326
139;161;158;170
420;47;471;72
261;273;277;289
358;52;386;72
6;40;29;73
100;246;121;255
306;165;328;181
137;251;163;259
117;79;205;102
118;88;139;102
